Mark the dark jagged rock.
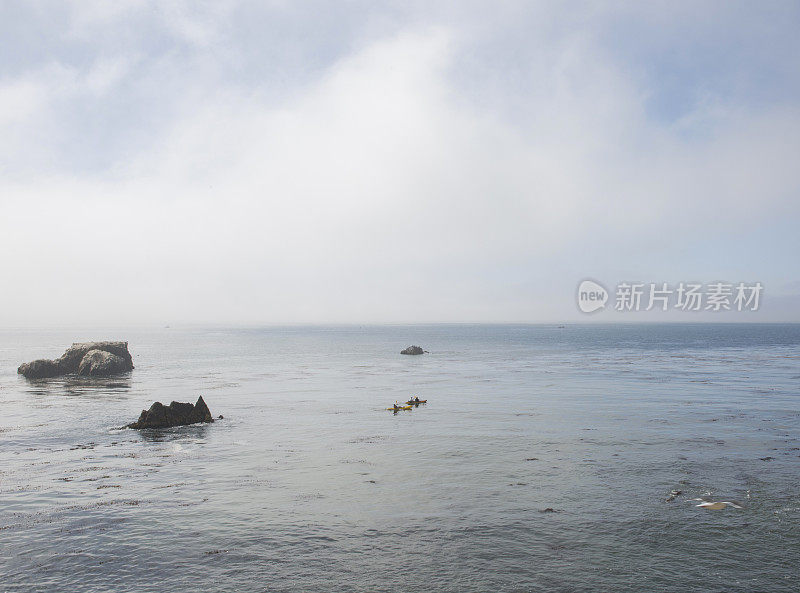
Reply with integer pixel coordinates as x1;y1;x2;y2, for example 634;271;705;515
18;341;134;378
128;396;214;429
400;345;426;355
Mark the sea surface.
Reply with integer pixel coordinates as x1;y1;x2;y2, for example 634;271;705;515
1;324;799;592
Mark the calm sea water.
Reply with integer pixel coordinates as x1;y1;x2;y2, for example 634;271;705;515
1;324;799;592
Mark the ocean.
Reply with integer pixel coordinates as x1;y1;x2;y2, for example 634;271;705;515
1;324;799;592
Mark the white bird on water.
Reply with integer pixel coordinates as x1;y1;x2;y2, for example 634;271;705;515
688;497;743;510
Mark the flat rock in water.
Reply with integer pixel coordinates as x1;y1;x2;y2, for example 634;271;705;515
59;341;134;373
128;396;214;429
16;359;63;379
18;341;134;378
401;345;425;355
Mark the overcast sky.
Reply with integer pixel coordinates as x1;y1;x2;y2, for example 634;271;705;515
1;1;799;325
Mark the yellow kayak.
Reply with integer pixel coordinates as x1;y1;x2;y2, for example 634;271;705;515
387;405;413;411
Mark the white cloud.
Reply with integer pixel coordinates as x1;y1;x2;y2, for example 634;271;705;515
83;56;138;95
0;79;47;126
1;5;799;323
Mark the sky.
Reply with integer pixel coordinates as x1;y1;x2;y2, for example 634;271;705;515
1;0;799;325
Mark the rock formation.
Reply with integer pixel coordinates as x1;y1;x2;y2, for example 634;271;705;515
128;396;214;429
400;345;426;355
17;359;62;379
18;341;134;379
78;350;130;376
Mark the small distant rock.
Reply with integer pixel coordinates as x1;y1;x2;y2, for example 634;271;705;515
128;396;214;429
401;345;426;355
539;507;560;513
760;456;775;461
